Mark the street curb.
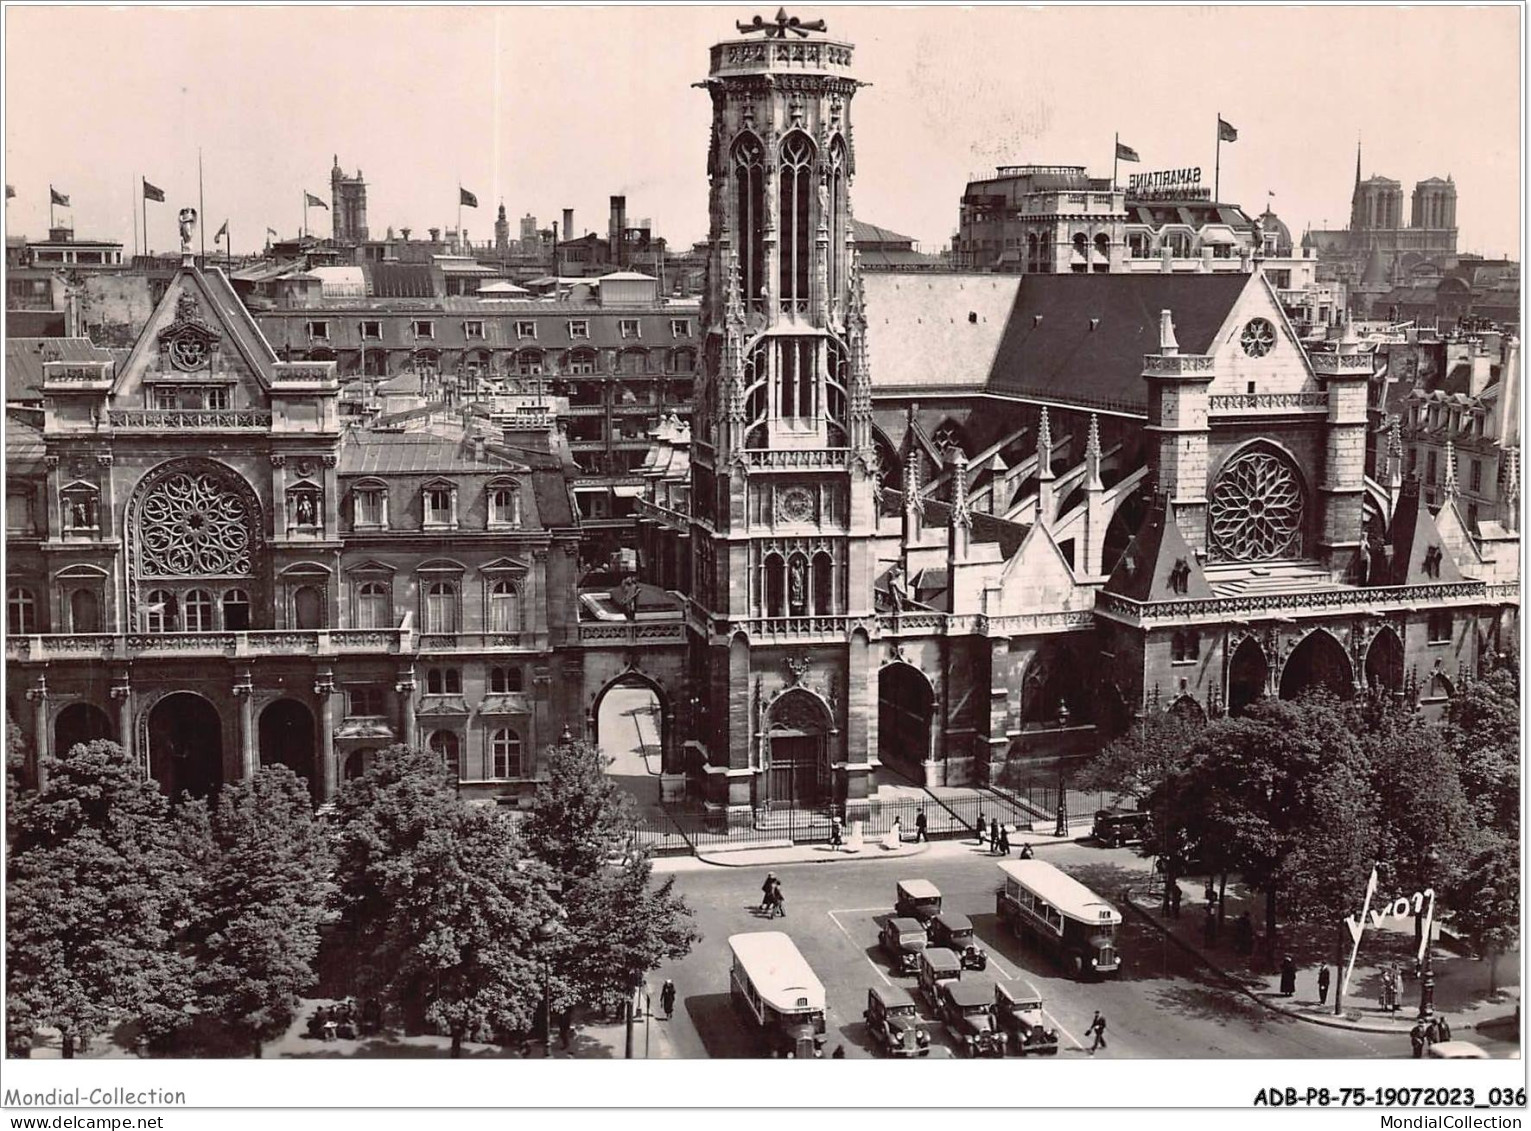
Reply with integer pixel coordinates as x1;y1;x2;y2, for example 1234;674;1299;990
1115;895;1438;1037
694;840;934;868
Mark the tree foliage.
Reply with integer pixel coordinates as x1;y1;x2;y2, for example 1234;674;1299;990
1069;707;1203;802
1444;835;1520;989
185;766;333;1056
1444;654;1520;839
522;738;639;875
5;740;194;1057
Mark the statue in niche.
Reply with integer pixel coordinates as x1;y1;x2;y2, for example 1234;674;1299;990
789;557;806;611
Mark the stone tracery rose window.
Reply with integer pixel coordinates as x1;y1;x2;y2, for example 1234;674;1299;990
138;468;254;577
1208;449;1304;561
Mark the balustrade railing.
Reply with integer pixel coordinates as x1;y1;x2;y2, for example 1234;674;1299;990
578;621;687;645
1097;580;1490;625
743;448;852;470
1208;391;1330;414
108;409;273;430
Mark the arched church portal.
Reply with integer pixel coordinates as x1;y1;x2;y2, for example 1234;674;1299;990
148;692;224;800
259;698;318;800
1364;627;1405;695
764;688;832;809
1228;637;1268;716
594;673;664;809
54;702;114;760
877;662;934;783
1279;630;1355;701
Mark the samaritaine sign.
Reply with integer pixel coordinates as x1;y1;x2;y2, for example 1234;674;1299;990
1127;167;1202;194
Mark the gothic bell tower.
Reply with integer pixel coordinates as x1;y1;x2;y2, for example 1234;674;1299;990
687;11;880;815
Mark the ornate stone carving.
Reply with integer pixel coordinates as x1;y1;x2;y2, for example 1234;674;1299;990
1208;449;1305;562
137;465;255;577
785;653;810;685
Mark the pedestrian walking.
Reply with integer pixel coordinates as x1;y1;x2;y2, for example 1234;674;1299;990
989;818;1001;855
1018;842;1034;859
975;811;987;849
768;877;786;918
914;808;928;843
829;813;843;849
1436;1016;1452;1042
998;825;1011;856
659;979;677;1020
1203;906;1217;947
882;816;903;851
1204;878;1217;906
1410;1018;1428;1059
1424;1016;1441;1045
1316;965;1331;1005
1279;955;1297;996
1169;883;1182;919
760;872;777;913
1086;1010;1107;1053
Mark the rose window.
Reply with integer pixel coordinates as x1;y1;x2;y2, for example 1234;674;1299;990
1239;318;1276;358
138;470;253;576
169;334;210;371
1208;450;1304;561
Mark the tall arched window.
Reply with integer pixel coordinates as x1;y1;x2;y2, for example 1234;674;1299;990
424;580;458;633
488;579;521;634
429;729;461;780
293;585;324;630
7;587;36;634
732;133;765;309
763;554;786;618
777;338;816;420
144;589;176;633
778;131;816;312
356;581;389;629
489;728;521;779
185;589;215;632
812;551;833;616
69;588;101;633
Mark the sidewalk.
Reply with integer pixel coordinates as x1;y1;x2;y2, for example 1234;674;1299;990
658;823;1091;871
1121;876;1521;1037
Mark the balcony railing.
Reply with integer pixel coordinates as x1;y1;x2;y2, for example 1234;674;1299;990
578;621;687;646
743;448;852;470
416;632;531;652
6;628;409;662
1208;391;1330;414
1096;580;1492;627
108;409;273;430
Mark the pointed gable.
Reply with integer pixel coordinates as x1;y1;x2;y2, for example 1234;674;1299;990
993;521;1089;615
1432;496;1482;577
1102;495;1213;602
1386;475;1464;585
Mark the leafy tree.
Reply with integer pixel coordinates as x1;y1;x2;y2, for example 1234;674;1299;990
1444;835;1520;992
186;766;333;1057
330;744;460;1001
5;740;193;1057
1444;657;1520;839
526;738;699;1021
1070;707;1203;803
394;806;559;1057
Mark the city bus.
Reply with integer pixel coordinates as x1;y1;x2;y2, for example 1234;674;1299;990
995;859;1122;979
728;932;827;1058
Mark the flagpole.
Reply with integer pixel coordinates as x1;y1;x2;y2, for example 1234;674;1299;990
1113;132;1119;191
198;148;206;261
142;177;148;257
49;185;54;231
132;175;139;259
1214;114;1222;203
303;191;308;240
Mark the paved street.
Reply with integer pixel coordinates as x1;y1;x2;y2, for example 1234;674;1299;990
647;844;1425;1060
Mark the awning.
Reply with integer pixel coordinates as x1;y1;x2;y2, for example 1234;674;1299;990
613;484;647;498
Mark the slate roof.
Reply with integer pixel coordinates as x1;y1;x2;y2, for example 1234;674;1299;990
985;273;1248;413
6;337;114;402
338;431;525;476
368;262;436;299
1385;474;1463;586
852;220;917;249
882;487;1031;559
1101;495;1212;601
4;412;44;467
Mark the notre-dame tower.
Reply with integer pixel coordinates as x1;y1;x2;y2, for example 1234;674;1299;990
687;12;881;816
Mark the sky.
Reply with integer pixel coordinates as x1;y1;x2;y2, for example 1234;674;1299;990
3;4;1522;259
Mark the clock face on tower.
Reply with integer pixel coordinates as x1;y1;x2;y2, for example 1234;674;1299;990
779;486;814;522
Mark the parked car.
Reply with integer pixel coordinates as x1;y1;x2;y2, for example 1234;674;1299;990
928;912;987;971
916;947;963;1010
879;916;928;975
992;982;1059;1056
1427;1041;1489;1059
895;878;942;927
936;977;1007;1057
1092;808;1150;848
863;985;930;1057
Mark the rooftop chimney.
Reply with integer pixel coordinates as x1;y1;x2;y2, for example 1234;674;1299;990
610;195;627;268
562;208;575;241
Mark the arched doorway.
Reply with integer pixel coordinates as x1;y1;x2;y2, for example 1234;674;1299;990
148;692;224;799
878;662;933;783
1279;630;1355;701
259;699;317;799
1364;628;1405;695
54;702;113;759
594;673;664;813
765;688;832;809
343;748;375;782
1019;640;1092;729
1228;637;1268;716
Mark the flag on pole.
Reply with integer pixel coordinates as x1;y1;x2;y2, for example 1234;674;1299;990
305;192;328;210
142;179;165;202
1115;141;1141;163
266;227;278;237
50;186;70;207
1218;116;1239;142
215;219;228;241
459;187;479;208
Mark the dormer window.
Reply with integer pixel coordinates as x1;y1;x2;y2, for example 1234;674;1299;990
352;480;388;530
306;320;330;341
487;479;522;528
670;319;692;338
423;481;458;529
464;320;485;340
619;319;641;339
412;320;435;340
568;320;590;339
515;321;537;340
360;320;383;341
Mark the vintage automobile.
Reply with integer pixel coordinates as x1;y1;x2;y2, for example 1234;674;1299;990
895;879;943;927
993;982;1059;1056
1426;1041;1489;1059
1092;808;1150;848
879;916;928;975
929;912;988;971
937;977;1007;1058
916;946;963;1010
863;985;931;1057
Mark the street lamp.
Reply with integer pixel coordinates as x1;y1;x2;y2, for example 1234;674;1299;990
1418;847;1440;1020
536;915;562;1058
